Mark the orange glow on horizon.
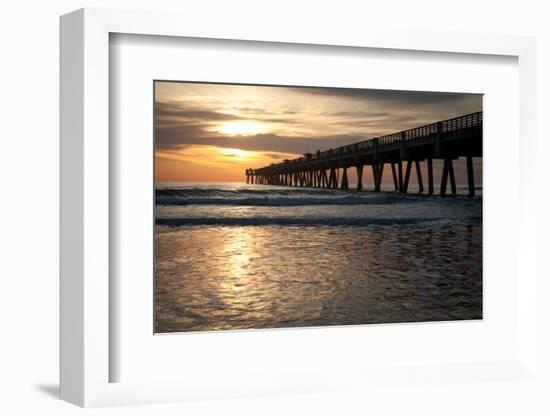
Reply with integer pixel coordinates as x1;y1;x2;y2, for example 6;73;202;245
155;145;298;183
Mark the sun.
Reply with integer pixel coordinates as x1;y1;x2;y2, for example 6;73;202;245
218;121;267;136
220;147;248;159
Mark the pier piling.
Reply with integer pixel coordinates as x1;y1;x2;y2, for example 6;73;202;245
415;160;424;193
466;156;475;197
341;168;349;190
440;158;450;196
448;159;457;195
427;158;434;195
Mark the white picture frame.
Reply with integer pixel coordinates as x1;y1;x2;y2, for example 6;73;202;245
60;7;537;408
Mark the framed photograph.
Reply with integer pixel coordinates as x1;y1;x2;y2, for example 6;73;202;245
60;8;538;408
153;80;483;335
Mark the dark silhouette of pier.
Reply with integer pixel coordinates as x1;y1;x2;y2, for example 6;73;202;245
246;111;482;196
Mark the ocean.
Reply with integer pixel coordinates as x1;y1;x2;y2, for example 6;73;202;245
155;182;482;333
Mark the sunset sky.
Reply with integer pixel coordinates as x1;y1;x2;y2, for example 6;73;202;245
155;82;482;184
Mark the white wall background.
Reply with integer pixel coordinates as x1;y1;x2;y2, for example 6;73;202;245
0;1;548;414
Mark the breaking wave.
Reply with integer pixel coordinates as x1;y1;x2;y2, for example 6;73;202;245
156;216;481;227
156;187;427;207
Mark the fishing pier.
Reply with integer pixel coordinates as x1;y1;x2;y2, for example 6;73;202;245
245;111;482;196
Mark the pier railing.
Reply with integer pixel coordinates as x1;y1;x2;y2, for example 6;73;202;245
283;111;482;165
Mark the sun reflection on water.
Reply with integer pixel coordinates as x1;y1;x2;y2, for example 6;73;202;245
155;224;482;333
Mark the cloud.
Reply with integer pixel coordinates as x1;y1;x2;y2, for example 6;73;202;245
301;86;481;107
154;86;482;157
156;100;303;129
156;120;360;155
156;101;238;122
325;110;392;118
263;152;291;160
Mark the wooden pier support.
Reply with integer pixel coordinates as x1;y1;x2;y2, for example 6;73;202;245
403;160;412;194
427;158;434;195
371;162;384;192
341;167;349;190
466;156;475;197
440;158;450;196
448;159;457;195
397;161;403;193
377;162;384;192
328;168;337;189
415;160;424;193
391;163;399;191
356;164;363;191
